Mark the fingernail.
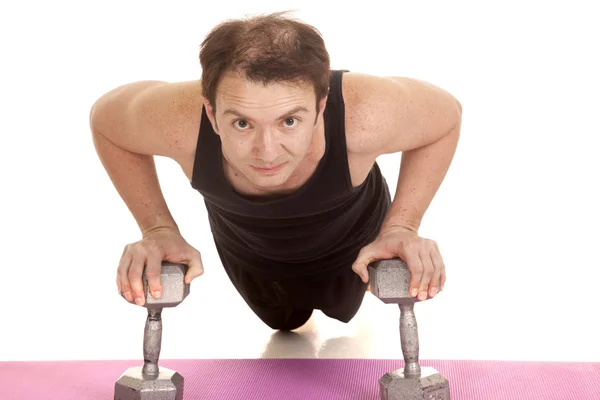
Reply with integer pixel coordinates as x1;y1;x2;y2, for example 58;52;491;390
153;291;161;299
125;292;132;302
135;297;144;306
411;288;418;297
430;287;438;296
419;291;427;300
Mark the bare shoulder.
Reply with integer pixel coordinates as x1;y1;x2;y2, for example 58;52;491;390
341;71;462;157
90;79;204;161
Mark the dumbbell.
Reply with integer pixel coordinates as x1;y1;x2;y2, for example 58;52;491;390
114;262;190;400
368;258;450;400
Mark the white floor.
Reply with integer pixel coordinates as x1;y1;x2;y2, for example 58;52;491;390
223;293;424;360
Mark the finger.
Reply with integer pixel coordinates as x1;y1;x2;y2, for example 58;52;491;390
351;246;377;283
435;242;447;291
117;244;128;295
440;268;446;291
128;254;147;306
145;252;163;299
118;252;133;302
417;248;434;300
116;264;122;294
428;247;444;297
185;249;205;284
404;252;423;298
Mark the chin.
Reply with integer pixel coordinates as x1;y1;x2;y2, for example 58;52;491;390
250;174;290;189
247;166;292;189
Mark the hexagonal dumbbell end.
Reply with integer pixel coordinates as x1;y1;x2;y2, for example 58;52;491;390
368;258;436;304
143;262;190;309
121;262;190;309
114;366;184;400
380;367;450;400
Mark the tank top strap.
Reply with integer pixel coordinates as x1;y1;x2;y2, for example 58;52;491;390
319;69;354;194
190;104;238;209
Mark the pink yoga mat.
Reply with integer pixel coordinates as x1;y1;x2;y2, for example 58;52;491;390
0;358;598;399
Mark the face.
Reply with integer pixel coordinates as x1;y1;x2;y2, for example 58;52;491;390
204;71;327;190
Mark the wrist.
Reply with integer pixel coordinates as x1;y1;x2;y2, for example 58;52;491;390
140;217;180;237
380;218;420;236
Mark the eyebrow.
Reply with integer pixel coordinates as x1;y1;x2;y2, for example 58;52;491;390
222;105;310;121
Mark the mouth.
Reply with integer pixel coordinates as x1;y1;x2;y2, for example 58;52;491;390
251;162;287;174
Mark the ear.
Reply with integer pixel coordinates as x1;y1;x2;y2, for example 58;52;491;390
202;98;220;134
318;95;328;114
315;95;328;124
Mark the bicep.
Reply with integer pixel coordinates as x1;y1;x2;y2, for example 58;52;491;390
347;74;462;156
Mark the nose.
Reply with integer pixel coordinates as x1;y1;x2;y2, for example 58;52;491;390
253;130;280;163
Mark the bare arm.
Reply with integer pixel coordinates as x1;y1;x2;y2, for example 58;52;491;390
89;80;201;235
347;73;462;231
347;73;462;298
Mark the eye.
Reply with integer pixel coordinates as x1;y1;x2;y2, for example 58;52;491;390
283;117;298;128
233;119;250;130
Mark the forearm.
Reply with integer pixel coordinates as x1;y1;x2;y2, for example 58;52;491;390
381;121;461;233
92;130;179;236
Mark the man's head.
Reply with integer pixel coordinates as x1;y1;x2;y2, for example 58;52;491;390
198;11;330;191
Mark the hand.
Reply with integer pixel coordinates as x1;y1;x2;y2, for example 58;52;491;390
117;227;204;306
351;225;446;301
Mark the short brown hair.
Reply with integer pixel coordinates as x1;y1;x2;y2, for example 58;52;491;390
199;11;331;115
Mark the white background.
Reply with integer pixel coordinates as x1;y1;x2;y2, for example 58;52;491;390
1;1;599;363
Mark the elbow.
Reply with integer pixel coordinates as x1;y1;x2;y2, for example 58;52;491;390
89;100;104;134
89;103;97;131
452;99;463;130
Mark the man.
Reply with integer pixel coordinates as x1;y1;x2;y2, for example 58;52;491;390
90;11;462;331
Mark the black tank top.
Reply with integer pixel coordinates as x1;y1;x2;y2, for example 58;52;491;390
190;70;391;280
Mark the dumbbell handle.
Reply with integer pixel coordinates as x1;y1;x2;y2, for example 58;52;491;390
399;303;421;377
142;307;163;378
